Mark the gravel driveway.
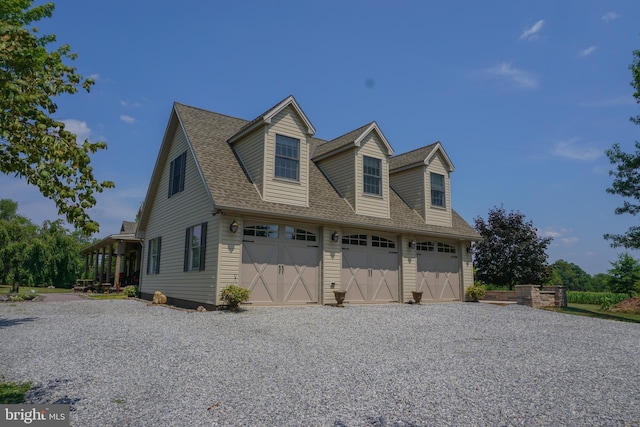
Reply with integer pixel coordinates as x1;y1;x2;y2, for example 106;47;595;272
1;299;639;426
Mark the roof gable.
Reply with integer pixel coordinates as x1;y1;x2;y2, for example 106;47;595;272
227;95;316;144
313;121;394;160
389;142;454;173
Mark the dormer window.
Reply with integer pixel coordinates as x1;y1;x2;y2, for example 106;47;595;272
363;156;382;196
275;134;299;180
431;172;445;207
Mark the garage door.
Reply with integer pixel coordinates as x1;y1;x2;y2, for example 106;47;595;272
416;241;460;301
241;224;320;305
341;233;399;303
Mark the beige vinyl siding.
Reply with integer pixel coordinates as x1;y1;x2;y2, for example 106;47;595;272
216;217;243;304
425;154;452;227
356;133;390;218
263;106;309;207
401;235;417;302
322;226;342;304
317;150;356;209
461;240;474;296
233;128;265;196
141;126;217;304
390;168;426;220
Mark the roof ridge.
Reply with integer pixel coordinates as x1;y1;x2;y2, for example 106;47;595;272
390;141;440;159
174;102;249;123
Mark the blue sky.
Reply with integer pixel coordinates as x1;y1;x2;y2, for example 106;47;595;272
2;0;640;275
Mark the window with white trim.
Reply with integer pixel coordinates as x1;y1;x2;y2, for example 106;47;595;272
285;226;317;241
147;237;161;274
363;156;382;195
243;224;279;238
184;222;207;272
275;134;299;180
342;234;367;246
431;173;445;207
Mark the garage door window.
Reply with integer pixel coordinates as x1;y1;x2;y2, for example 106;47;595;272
417;241;434;251
437;242;456;253
285;227;316;241
372;236;395;248
342;234;367;246
244;224;278;238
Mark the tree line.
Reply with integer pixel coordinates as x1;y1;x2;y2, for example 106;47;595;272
0;199;92;289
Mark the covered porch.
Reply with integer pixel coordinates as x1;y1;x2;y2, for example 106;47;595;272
79;221;142;293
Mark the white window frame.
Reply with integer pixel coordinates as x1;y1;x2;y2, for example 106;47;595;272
274;134;300;181
363;156;382;196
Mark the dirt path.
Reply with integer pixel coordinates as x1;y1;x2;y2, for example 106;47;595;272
38;293;90;302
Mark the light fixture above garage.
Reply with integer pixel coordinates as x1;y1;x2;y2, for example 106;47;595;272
331;231;339;242
230;221;239;233
408;240;416;249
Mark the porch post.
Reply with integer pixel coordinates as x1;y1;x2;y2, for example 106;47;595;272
114;241;124;292
100;247;106;283
93;250;99;282
106;246;112;285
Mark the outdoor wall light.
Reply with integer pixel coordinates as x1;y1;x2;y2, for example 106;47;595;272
331;231;339;242
229;221;239;233
466;246;471;253
408;240;416;249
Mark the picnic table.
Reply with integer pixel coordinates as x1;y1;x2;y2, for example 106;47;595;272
73;279;94;292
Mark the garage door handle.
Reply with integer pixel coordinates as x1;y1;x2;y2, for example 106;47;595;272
307;245;319;248
389;251;398;254
342;247;350;250
243;239;254;243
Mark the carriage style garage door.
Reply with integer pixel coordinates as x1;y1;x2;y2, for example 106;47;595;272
241;223;320;305
416;241;460;302
341;233;399;303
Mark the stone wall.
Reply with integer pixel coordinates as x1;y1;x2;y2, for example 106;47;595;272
514;285;567;308
483;290;516;302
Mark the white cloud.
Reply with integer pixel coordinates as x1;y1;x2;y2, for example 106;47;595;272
553;138;601;161
541;227;579;246
579;45;597;57
578;95;635;108
120;114;136;124
87;73;101;81
120;100;142;108
601;12;620;22
61;119;92;143
520;19;544;40
483;62;539;90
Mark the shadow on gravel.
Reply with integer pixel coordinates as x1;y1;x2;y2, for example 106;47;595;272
0;317;38;330
28;379;82;411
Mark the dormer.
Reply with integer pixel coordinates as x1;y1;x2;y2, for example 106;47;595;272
389;142;454;227
228;96;316;207
313;122;394;218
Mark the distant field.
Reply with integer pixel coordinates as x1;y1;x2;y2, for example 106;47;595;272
545;303;640;323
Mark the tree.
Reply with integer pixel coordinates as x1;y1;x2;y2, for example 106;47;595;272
608;253;640;296
0;0;114;235
604;48;640;248
473;206;552;289
549;259;593;291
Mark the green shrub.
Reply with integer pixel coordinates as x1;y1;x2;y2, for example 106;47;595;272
220;285;250;311
465;284;486;301
567;291;628;306
123;286;138;297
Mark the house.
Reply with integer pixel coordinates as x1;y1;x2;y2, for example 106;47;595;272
80;220;142;291
135;95;479;309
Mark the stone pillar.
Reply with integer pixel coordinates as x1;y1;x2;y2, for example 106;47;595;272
545;286;567;307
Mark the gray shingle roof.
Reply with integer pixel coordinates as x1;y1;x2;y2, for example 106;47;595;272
311;122;374;159
389;143;439;172
173;103;479;240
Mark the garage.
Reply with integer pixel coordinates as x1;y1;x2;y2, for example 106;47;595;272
416;241;460;301
241;223;320;305
341;233;399;303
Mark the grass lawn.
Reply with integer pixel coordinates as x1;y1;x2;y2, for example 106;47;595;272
545;303;640;324
0;285;72;295
0;378;30;404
